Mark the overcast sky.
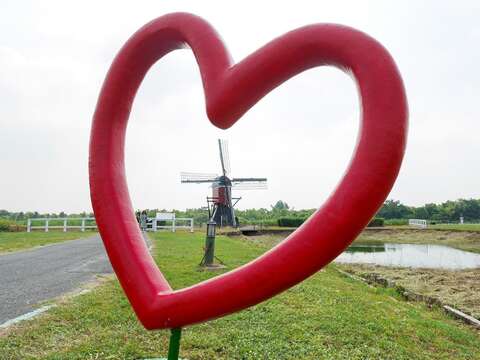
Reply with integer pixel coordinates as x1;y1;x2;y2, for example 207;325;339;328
1;1;479;213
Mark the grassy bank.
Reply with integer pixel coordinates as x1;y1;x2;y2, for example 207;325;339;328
428;224;480;232
0;231;96;253
1;232;479;359
358;228;480;254
236;227;480;254
339;264;480;319
247;231;480;322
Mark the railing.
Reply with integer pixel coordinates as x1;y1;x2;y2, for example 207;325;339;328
408;219;427;228
27;217;97;232
147;218;194;233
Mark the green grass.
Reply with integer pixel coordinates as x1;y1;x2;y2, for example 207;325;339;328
382;224;480;232
428;224;480;231
0;231;96;253
1;232;479;359
357;228;480;254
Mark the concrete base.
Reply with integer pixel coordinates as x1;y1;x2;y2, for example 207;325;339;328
198;264;227;271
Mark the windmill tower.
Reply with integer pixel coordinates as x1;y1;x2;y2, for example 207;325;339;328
181;139;267;227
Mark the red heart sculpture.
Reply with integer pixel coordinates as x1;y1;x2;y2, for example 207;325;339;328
89;12;407;330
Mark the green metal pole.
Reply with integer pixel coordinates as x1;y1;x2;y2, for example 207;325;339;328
167;328;182;360
204;236;215;266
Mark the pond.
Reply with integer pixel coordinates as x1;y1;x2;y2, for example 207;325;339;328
335;243;480;270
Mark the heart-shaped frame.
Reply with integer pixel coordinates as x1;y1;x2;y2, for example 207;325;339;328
89;12;408;330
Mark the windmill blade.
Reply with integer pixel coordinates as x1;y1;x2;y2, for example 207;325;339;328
232;178;268;190
181;172;218;183
223;141;231;176
218;139;231;176
231;177;267;183
232;182;268;190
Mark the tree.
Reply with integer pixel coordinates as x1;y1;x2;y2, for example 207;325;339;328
271;200;289;211
377;200;413;219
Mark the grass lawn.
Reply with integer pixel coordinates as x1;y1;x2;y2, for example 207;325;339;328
1;232;479;359
428;224;480;232
357;228;480;254
0;231;96;253
384;224;480;232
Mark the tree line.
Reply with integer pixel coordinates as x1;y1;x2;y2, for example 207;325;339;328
0;201;314;227
377;199;480;222
2;198;479;225
0;210;93;222
144;200;315;226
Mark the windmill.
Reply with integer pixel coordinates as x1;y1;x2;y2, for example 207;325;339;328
181;139;267;227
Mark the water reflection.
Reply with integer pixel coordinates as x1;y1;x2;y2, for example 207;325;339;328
335;243;480;269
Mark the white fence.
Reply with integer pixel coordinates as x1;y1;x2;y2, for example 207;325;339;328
408;219;427;228
27;217;97;232
146;213;194;233
27;214;194;233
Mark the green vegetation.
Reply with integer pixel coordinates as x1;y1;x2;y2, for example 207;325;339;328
384;218;409;226
0;200;316;228
382;223;480;231
3;197;480;230
1;232;479;359
367;217;385;227
0;210;94;224
428;223;480;232
378;199;480;223
277;217;307;227
356;228;480;254
0;218;15;231
0;231;95;253
178;200;315;226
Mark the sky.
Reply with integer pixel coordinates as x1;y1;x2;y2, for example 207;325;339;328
1;1;480;213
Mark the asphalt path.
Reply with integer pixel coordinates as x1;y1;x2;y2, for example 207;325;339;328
0;234;113;324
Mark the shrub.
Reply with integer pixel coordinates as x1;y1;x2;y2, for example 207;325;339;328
277;217;307;227
367;217;385;227
384;218;408;226
238;219;278;227
0;218;15;232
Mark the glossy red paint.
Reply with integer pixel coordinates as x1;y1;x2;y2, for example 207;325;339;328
89;13;408;329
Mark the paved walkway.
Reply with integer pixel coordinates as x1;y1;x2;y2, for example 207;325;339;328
0;234;112;324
